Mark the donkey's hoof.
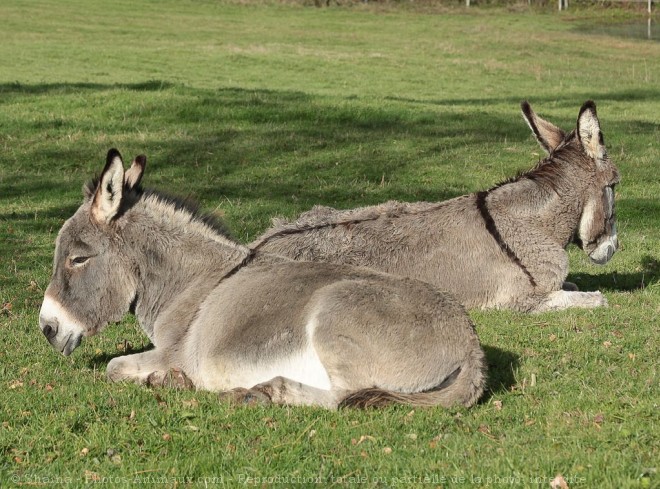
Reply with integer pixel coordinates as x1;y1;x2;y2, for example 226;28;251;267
219;388;248;404
242;389;273;406
219;388;272;406
582;291;608;308
535;290;608;312
147;368;194;390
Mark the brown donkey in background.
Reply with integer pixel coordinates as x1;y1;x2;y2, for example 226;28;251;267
253;101;620;313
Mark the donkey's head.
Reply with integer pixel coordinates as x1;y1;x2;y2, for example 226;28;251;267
522;100;620;265
39;149;146;355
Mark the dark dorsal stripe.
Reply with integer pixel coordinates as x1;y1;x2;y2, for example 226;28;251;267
251;216;382;252
250;201;453;252
221;249;257;282
475;191;537;288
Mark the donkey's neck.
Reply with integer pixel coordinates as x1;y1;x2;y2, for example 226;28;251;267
488;170;583;249
482;177;581;291
125;195;250;342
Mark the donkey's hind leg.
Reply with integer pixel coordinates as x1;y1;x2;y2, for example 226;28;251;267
221;376;346;409
533;290;607;312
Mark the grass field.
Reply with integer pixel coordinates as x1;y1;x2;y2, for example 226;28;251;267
0;0;658;487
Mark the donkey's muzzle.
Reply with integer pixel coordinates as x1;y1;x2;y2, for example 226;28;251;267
40;317;82;356
589;235;618;265
39;295;85;356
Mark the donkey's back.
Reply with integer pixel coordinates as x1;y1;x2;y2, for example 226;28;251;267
256;196;520;309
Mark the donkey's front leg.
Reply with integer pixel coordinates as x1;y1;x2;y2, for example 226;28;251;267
106;349;179;385
534;290;608;312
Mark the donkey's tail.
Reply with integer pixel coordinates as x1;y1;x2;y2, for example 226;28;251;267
338;348;487;409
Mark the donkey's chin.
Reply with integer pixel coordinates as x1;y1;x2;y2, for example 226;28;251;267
589;240;617;265
44;331;83;356
61;333;83;356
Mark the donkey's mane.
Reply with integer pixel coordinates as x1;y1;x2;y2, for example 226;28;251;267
85;178;235;244
489;131;578;192
142;190;234;239
490;159;563;194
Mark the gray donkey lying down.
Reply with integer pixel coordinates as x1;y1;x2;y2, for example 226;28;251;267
253;101;620;313
38;150;486;409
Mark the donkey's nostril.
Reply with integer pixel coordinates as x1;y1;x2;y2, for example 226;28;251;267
606;244;615;261
42;322;58;340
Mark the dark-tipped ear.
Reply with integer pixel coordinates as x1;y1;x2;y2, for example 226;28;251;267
91;149;125;224
577;100;604;159
521;101;566;154
124;154;146;190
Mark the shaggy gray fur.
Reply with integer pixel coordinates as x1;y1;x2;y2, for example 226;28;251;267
253;101;620;312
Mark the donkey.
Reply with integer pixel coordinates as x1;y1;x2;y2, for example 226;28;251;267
38;149;486;409
252;101;620;313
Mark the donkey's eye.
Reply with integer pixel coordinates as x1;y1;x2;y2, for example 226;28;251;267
70;256;90;266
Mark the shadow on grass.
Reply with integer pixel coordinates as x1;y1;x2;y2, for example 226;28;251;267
386;87;660;110
0;204;81;278
87;343;154;372
1;82;540;224
482;345;519;400
0;204;79;227
573;18;660;43
0;80;175;96
6;83;657;216
568;255;660;292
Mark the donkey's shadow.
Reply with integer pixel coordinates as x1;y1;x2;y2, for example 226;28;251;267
568;255;660;292
482;345;519;400
88;344;154;371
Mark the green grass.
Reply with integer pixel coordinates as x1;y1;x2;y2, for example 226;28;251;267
0;0;658;487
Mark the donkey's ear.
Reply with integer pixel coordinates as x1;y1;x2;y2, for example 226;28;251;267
91;148;125;224
124;154;146;190
521;101;566;154
577;100;604;159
